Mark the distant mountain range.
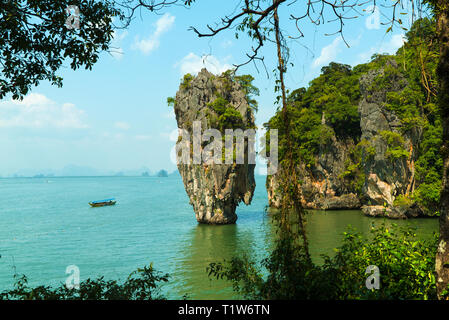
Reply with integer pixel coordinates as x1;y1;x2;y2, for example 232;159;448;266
3;165;268;178
4;165;180;178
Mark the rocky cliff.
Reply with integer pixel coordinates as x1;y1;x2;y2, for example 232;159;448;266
173;69;256;224
266;57;437;218
358;61;423;218
266;134;361;210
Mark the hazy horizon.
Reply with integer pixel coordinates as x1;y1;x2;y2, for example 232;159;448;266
0;164;272;178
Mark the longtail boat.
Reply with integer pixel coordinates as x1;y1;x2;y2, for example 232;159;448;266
89;198;116;207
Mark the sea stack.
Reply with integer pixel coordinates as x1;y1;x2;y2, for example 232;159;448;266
172;68;256;224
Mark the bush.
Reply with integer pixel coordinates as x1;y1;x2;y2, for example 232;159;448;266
181;73;194;89
328;224;438;299
0;264;169;300
393;194;413;208
413;182;441;216
380;130;409;160
208;223;438;300
207;95;245;131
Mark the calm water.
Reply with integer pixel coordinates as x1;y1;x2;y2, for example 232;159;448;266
0;175;438;299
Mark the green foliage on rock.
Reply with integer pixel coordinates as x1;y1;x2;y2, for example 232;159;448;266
396;18;441;214
380;130;410;161
167;96;175;107
393;194;414;208
414;121;443;215
208;95;229;115
339;141;368;195
218;107;245;131
207;95;245;131
413;182;441;216
181;73;194;89
264;18;442;213
264;61;364;168
203;70;260;132
234;74;260;112
218;70;260;112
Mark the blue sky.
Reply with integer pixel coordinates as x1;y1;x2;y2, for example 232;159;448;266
0;1;414;176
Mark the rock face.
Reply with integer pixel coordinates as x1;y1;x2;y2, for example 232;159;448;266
357;61;423;218
267;135;361;210
266;60;425;218
174;69;256;224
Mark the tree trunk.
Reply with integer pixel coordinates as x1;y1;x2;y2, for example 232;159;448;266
435;0;449;299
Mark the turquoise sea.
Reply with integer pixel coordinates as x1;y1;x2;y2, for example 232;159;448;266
0;175;439;299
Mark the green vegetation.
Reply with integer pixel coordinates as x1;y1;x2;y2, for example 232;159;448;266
0;264;169;300
208;95;229;115
172;70;259;132
167;96;175;107
234;74;260;112
217;70;260;112
413;121;443;215
207;95;245;131
394;18;442;214
204;70;259;132
181;73;194;89
393;194;414;208
330;223;438;299
264;18;442;211
380;130;410;161
339;141;367;195
208;223;439;300
264;61;363;168
0;0;121;100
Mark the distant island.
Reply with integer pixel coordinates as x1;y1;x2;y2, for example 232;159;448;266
3;166;181;178
157;170;168;177
32;174;54;178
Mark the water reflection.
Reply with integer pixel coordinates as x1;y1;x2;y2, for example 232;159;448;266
174;223;255;299
266;209;438;264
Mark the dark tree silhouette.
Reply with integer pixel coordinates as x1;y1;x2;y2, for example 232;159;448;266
0;0;122;100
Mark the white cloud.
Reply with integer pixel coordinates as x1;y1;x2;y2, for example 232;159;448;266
133;13;175;55
365;5;381;30
385;34;407;52
176;53;233;75
135;135;152;141
312;37;342;68
221;40;233;49
356;33;406;65
114;133;124;140
110;30;128;60
163;111;175;119
0;93;87;129
159;129;179;141
114;121;130;130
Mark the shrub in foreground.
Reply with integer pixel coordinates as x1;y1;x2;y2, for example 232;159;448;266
0;264;169;300
208;223;439;300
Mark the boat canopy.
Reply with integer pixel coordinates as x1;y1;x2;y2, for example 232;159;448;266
91;198;115;204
